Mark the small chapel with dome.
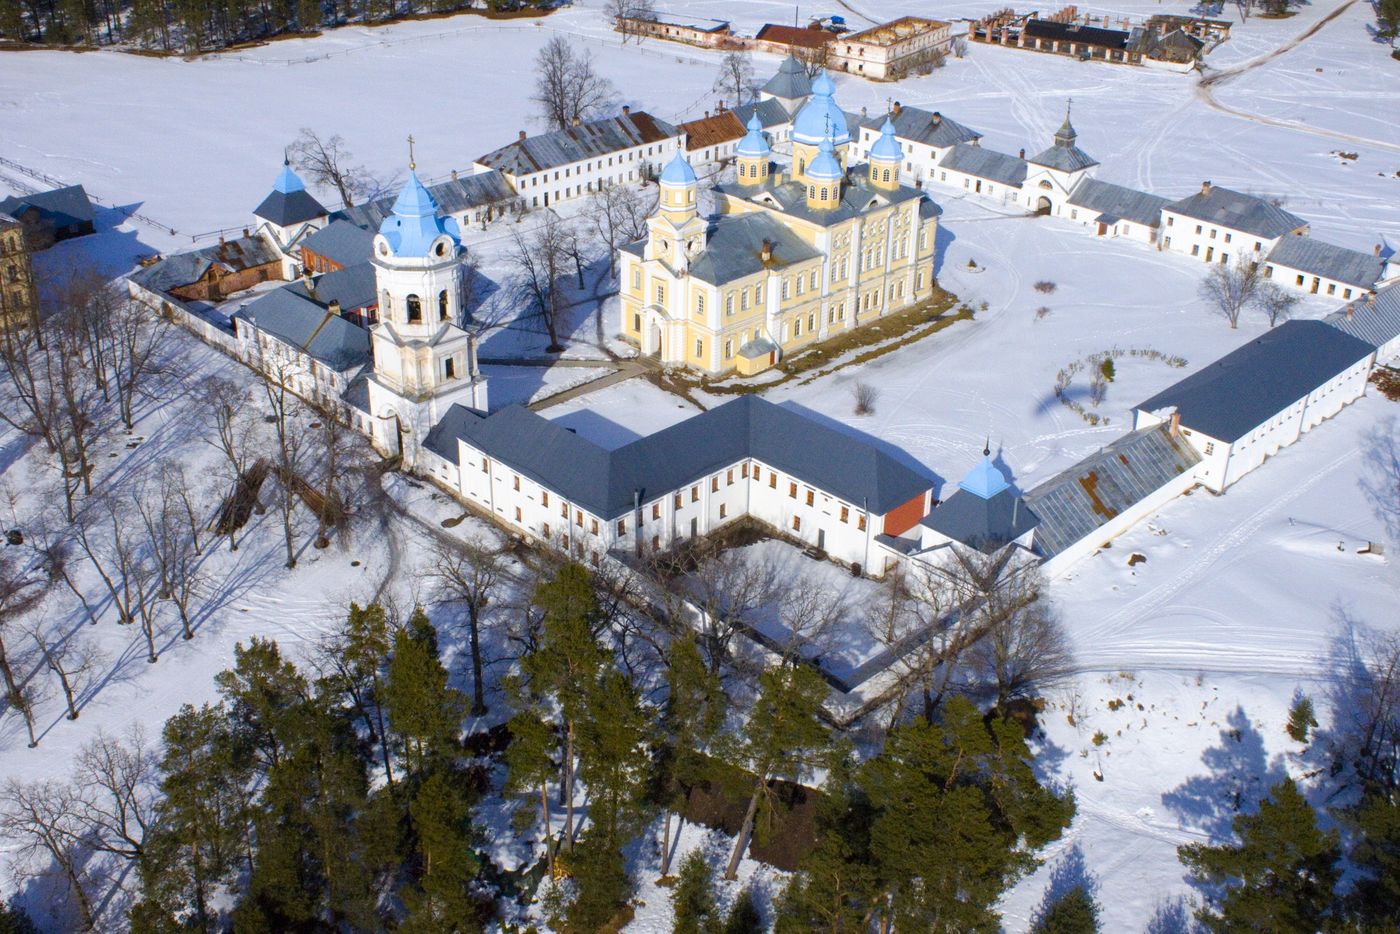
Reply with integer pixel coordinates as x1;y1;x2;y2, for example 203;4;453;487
618;66;944;376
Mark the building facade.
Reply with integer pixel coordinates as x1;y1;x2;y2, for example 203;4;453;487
1160;182;1308;265
0;212;38;332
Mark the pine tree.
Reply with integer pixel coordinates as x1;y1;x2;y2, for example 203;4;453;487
214;637;310;772
385;609;466;780
1179;777;1341;933
576;668;651;848
1286;692;1317;743
402;771;481;932
524;562;606;848
659;635;725;876
0;901;39;934
1341;788;1399;929
671;850;719;934
1032;884;1100;933
325;602;396;788
724;662;830;880
504;706;558;876
561;833;632;933
722;887;763;934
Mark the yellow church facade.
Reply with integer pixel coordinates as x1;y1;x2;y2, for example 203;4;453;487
618;74;942;378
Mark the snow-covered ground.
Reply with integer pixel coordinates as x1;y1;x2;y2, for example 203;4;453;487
3;0;1400;930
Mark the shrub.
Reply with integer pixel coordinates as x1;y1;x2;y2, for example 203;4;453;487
1091;730;1108;746
1100;358;1115;382
1034;280;1057;294
852;381;879;416
1286;692;1317;743
1036;306;1051;319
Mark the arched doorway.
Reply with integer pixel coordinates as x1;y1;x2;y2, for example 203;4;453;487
645;320;662;357
1035;196;1052;215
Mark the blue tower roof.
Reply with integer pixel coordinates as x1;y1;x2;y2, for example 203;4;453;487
807;136;844;182
659;151;697;185
958;454;1011;500
273;162;306;194
254;160;326;227
792;70;850;146
735;114;771;158
869;118;903;163
377;170;460;258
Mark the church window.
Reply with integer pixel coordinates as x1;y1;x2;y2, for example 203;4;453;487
796;276;805;296
695;338;704;358
656;283;665;304
781;279;790;299
633;312;641;332
445;358;456;380
697;293;705;315
726;293;735;315
794;318;802;337
382;291;392;314
740;290;749;310
810;270;818;290
438;290;449;321
435;241;446;257
406;294;422;323
632;268;641;289
754;283;762;302
882;168;891;182
1038;180;1052;190
820;187;829;200
724;339;733;359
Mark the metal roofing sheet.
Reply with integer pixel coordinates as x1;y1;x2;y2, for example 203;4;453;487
1163;185;1306;239
940;144;1028;187
1067;178;1168;227
860;105;982;149
476;112;679;176
1324;281;1400;352
1265;236;1386;289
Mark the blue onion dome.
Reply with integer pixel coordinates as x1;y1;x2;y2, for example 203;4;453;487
806;136;844;182
869;118;903;164
735;114;771;158
791;70;850;146
659;151;698;185
959;455;1010;499
378;171;460;258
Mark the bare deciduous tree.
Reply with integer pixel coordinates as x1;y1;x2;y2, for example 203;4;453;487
1255;281;1299;328
795;43;830;79
684;546;780;677
289;129;370;208
23;619;100;721
1198;257;1262;329
202;376;260;552
75;727;155;861
429;539;503;715
853;380;879;415
607;0;656;43
532;36;616;131
0;550;52;746
508;212;576;353
0;779;98;930
713;50;755;106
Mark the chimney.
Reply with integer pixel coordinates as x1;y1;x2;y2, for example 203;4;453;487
1168;409;1181;438
242;227;250;239
930;110;940;125
894;100;903;116
451;168;459;180
704;110;710;119
572;116;581;127
518;130;527;141
719;98;726;111
1375;244;1382;257
622;104;631;115
861;105;868;117
1018;147;1025;159
328;299;342;317
1346;303;1355;321
760;239;773;263
1201;180;1213;196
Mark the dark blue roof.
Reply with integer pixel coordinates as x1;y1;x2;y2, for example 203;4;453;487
1134;320;1374;443
921;487;1038;554
431;395;932;520
254;184;327;227
234;278;370;372
0;184;95;229
300;220;375;268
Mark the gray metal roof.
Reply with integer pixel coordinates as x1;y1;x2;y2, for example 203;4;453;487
687;212;821;286
921;487;1039;554
337;171;513;230
859;106;982;150
0;184;95;229
288;262;378;311
1163;185;1306;239
940;144;1028;187
233;285;370;372
762;54;812;101
1265;236;1386;289
1325;281;1400;352
1026;142;1098;173
1024;424;1201;558
1134;320;1375;443
299;220;375;268
730;98;795;131
253;187;327;227
128;236;280;294
476;111;679;177
431;394;932;520
1067;178;1168;227
714;167;927;229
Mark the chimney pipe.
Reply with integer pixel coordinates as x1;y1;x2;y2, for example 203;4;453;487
622;104;630;115
1018;147;1025;159
1168;410;1181;437
1201;180;1213;196
242;227;249;238
894;100;903;116
328;299;342;317
761;239;773;262
1375;243;1382;257
572;116;581;127
518;130;527;141
1346;303;1355;321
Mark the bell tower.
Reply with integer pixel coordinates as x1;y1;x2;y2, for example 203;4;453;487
367;140;488;465
646;152;707;271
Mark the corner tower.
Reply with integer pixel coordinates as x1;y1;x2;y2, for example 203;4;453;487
867;118;902;191
735;114;772;187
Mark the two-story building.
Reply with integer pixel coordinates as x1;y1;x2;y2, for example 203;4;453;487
1159;181;1308;265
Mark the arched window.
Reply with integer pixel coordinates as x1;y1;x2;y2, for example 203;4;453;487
381;290;392;315
808;185;816;199
882;169;891;182
820;187;829;200
1039;180;1053;190
406;294;422;324
438;290;449;321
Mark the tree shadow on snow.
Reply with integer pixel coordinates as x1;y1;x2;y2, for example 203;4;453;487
1030;843;1099;927
1160;705;1286;839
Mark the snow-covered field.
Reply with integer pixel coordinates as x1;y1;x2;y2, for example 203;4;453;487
3;0;1400;929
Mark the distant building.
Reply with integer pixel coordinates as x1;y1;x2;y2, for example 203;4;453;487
474;109;682;209
752;23;836;55
0;212;38;332
1133;320;1374;493
0;185;95;250
1160;181;1308;264
829;16;954;80
130;234;282;304
613;12;732;47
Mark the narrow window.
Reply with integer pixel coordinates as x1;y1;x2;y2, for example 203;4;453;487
691;486;699;503
406;294;422;323
788;482;797;499
438;290;449;321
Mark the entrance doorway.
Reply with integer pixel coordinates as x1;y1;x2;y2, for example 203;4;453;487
1035;196;1052;215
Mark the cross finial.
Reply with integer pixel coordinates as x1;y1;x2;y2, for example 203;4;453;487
983;435;991;458
407;134;416;171
1066;97;1073;121
283;146;290;167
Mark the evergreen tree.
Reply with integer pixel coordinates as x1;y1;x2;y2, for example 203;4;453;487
1179;777;1340;933
561;833;632;933
859;697;1075;932
402;771;481;932
214;637;310;772
659;635;725;876
1031;884;1100;934
524;562;607;848
324;602;396;788
1286;692;1317;743
504;705;558;876
671;849;719;934
0;901;39;934
576;667;651;848
723;662;830;880
1346;788;1400;929
722;886;764;934
385;609;466;780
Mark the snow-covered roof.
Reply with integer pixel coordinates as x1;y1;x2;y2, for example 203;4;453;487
0;184;95;230
1325;282;1400;351
1163;185;1306;239
1067;178;1169;227
940;143;1028;187
922;485;1038;555
762;54;812;101
860;105;982;150
1134;320;1375;443
1265;236;1386;289
475;111;679;176
1024;424;1201;559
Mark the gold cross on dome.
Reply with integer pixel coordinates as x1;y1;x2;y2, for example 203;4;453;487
408;134;416;171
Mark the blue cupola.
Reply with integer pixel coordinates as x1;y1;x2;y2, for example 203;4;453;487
806;136;844;182
378;170;460;259
958;453;1011;499
791;70;850;146
869;118;902;164
735;114;771;159
659;151;698;186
